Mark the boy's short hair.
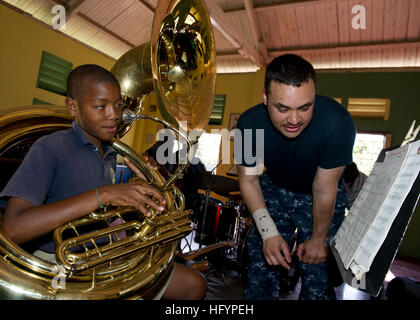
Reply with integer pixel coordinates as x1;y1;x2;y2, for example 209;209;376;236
66;64;120;102
264;54;316;95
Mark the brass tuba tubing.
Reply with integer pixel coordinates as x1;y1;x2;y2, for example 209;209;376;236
55;211;192;273
121;109;193;189
53;178;191;274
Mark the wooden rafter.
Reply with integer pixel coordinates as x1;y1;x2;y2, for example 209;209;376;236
47;0;85;21
204;0;265;68
224;0;341;14
67;0;86;20
46;0;135;49
216;40;420;64
77;12;135;48
137;0;154;13
244;0;269;63
51;0;137;49
268;40;420;56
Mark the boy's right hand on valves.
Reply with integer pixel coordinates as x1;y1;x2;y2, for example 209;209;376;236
263;235;292;270
99;182;165;218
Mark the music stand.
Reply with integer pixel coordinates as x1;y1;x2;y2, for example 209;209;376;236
331;140;420;297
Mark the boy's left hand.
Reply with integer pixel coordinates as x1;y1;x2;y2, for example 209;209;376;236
124;154;159;180
141;153;159;170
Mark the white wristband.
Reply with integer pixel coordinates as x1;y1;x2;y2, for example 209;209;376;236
252;208;280;241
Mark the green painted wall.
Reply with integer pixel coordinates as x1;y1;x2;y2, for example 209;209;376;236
0;4;115;109
316;72;420;146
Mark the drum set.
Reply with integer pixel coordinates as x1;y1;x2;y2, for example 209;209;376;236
178;173;253;273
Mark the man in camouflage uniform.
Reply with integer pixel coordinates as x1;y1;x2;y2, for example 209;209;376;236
234;54;355;300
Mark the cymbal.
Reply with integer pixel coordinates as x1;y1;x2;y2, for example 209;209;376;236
195;173;239;196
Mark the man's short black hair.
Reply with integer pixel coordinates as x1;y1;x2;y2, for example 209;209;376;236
264;54;316;95
66;64;120;102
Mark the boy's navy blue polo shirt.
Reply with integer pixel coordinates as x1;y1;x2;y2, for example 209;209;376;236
0;121;117;252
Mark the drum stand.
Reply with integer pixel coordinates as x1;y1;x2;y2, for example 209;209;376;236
198;179;212;249
177;176;233;273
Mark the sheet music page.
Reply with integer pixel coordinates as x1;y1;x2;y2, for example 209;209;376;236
334;148;406;270
352;139;420;276
334;141;420;272
334;161;381;268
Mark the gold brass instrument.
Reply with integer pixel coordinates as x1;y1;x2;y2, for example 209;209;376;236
0;0;215;299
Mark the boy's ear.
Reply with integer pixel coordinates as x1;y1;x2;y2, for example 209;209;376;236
66;97;78;117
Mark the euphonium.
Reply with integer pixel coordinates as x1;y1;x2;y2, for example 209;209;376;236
0;0;215;299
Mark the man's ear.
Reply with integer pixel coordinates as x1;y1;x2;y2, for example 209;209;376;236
262;88;268;106
66;97;78;117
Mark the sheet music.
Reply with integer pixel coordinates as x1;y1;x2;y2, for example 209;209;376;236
334;140;420;279
334;163;381;267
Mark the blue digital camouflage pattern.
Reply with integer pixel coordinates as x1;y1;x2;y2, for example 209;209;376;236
244;173;348;300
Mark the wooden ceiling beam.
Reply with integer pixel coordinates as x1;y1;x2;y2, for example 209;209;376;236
77;12;135;48
46;0;86;21
216;41;420;60
204;0;265;68
48;0;150;53
224;0;340;13
67;0;86;20
244;0;270;63
269;40;420;56
137;0;155;13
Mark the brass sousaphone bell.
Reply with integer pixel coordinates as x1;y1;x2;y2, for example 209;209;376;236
0;0;215;299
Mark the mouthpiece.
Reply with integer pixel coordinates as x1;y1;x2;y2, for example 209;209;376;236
122;109;138;123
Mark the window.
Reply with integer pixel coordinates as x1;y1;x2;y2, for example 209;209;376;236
194;132;222;173
347;98;390;120
352;132;391;175
36;51;73;96
208;94;226;125
158;133;222;173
